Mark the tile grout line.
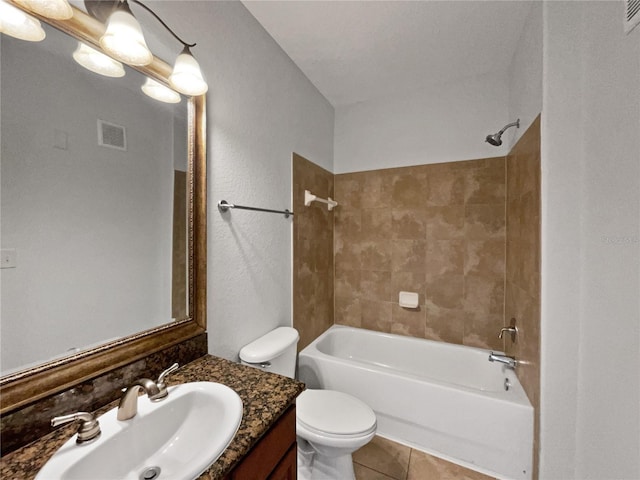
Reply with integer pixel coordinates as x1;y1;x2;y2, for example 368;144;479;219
405;447;413;480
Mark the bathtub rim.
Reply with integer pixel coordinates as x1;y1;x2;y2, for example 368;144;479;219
300;324;532;406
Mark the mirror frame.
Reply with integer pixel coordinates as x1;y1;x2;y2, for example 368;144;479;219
0;3;207;415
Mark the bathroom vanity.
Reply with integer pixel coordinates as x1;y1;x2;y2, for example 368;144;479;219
0;356;304;480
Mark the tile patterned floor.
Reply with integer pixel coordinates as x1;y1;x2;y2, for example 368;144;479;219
353;436;496;480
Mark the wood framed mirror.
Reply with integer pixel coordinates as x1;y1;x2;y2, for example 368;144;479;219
0;2;207;415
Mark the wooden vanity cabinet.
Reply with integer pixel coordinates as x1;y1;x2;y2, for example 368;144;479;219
225;405;297;480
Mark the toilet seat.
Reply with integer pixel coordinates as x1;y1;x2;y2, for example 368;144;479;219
296;389;377;437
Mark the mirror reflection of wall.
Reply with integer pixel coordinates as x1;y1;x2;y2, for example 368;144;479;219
0;23;189;375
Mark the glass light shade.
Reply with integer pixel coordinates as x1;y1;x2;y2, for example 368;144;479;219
169;48;208;96
73;42;125;78
0;0;45;41
100;8;152;66
14;0;72;20
141;77;181;104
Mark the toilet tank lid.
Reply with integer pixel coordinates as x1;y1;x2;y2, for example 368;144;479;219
239;327;299;363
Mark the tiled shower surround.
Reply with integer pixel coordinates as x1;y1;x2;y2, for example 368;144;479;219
293;153;335;350
293;117;541;477
333;157;506;351
505;115;541;478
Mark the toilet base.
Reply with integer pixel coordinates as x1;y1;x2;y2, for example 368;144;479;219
297;439;355;480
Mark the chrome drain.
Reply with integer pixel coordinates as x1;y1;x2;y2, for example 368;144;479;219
140;466;161;480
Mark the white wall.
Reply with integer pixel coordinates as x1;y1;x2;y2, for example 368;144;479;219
150;1;334;360
507;1;542;149
541;2;640;479
334;70;509;173
1;29;177;372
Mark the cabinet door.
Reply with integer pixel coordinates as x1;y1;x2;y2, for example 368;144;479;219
229;405;296;479
268;444;297;480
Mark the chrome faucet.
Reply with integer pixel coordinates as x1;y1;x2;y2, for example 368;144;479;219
51;411;101;444
117;363;179;421
488;352;517;369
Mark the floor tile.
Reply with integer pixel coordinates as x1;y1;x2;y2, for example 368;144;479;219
353;436;411;480
354;463;398;480
407;449;496;480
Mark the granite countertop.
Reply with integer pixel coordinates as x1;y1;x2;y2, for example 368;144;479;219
0;355;305;479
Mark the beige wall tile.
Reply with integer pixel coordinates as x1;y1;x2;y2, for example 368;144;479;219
425;206;465;240
391;304;426;337
391;209;427;240
424;303;465;344
426;273;464;309
426;239;465;277
335;295;362;328
360;270;393;302
465;163;506;205
392;171;428;209
392;239;427;273
464;239;505;278
505;115;541;479
465;204;506;239
293;153;334;350
361;300;392;332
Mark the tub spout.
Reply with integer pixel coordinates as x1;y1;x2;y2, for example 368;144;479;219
488;352;517;369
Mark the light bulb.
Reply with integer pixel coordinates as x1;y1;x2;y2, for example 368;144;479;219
100;1;152;66
141;77;181;104
0;0;45;41
169;47;208;96
14;0;72;20
73;42;125;78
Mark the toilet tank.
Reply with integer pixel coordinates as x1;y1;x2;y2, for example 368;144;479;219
239;327;299;378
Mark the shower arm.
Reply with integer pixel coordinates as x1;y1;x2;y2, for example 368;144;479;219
498;120;520;135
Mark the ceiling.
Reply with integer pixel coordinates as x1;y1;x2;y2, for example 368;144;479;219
243;1;533;107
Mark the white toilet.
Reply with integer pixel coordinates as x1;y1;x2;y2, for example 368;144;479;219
239;327;377;480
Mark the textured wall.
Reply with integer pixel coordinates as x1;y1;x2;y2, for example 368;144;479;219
334;71;509;174
334;157;506;350
505;115;541;479
292;154;334;350
540;3;640;479
148;2;335;360
506;1;542;151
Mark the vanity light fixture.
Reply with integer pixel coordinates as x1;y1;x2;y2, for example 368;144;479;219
73;41;126;77
169;46;208;96
98;0;208;95
0;0;46;41
100;0;152;66
141;77;181;104
13;0;72;20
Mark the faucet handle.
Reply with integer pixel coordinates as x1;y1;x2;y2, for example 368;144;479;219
157;362;179;386
51;411;101;444
151;363;179;401
498;318;518;342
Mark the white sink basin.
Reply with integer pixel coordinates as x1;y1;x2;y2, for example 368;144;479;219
36;382;243;480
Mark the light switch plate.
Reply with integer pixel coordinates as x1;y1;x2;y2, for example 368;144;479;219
1;249;17;269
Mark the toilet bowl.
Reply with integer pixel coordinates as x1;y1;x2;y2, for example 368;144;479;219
296;389;376;480
239;327;377;480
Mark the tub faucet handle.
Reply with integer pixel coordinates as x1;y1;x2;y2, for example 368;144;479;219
498;318;518;342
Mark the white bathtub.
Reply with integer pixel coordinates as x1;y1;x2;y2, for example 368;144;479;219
298;325;533;480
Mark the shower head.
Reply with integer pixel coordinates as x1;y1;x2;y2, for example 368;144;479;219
485;119;520;147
